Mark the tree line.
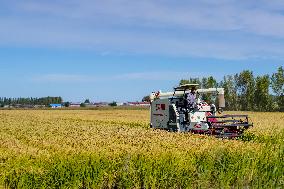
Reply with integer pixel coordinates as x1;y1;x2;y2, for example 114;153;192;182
0;96;63;107
179;66;283;112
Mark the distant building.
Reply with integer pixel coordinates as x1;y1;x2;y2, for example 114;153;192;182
50;104;62;108
70;103;81;107
12;104;34;108
21;105;34;108
116;102;124;106
34;105;45;108
93;102;109;107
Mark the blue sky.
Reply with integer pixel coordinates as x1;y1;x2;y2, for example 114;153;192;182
0;0;283;102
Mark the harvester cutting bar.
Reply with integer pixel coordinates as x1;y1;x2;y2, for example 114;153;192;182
206;114;253;137
212;123;253;127
207;114;249;118
212;120;247;123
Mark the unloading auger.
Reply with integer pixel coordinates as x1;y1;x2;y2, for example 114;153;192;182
149;84;253;138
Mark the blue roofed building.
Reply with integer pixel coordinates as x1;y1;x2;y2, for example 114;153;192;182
50;104;62;108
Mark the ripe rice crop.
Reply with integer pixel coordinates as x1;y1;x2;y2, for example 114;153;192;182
0;110;283;188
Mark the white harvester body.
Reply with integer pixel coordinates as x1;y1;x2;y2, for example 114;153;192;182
150;84;252;137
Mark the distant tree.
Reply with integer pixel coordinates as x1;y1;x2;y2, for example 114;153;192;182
254;75;272;111
236;70;255;111
200;76;217;104
64;102;70;107
207;76;217;88
271;66;284;111
279;95;284;112
180;79;190;85
58;97;63;104
109;101;117;106
80;103;86;107
220;75;238;110
84;99;90;104
0;96;63;106
179;78;201;85
142;95;151;102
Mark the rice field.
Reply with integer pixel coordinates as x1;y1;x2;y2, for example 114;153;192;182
0;109;283;188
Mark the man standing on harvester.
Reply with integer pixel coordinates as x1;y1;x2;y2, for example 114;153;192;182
187;86;197;110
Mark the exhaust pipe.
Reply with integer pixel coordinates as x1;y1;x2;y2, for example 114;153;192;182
218;94;225;108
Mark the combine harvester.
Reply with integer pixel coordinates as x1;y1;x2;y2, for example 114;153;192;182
150;84;253;138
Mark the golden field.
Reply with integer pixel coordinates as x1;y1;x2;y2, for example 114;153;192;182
0;109;283;188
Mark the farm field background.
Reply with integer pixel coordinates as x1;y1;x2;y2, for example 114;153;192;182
0;109;283;188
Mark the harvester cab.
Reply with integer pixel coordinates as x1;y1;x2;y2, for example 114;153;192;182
150;84;253;138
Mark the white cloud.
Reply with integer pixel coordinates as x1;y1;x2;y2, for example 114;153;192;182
1;0;284;59
12;0;284;36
